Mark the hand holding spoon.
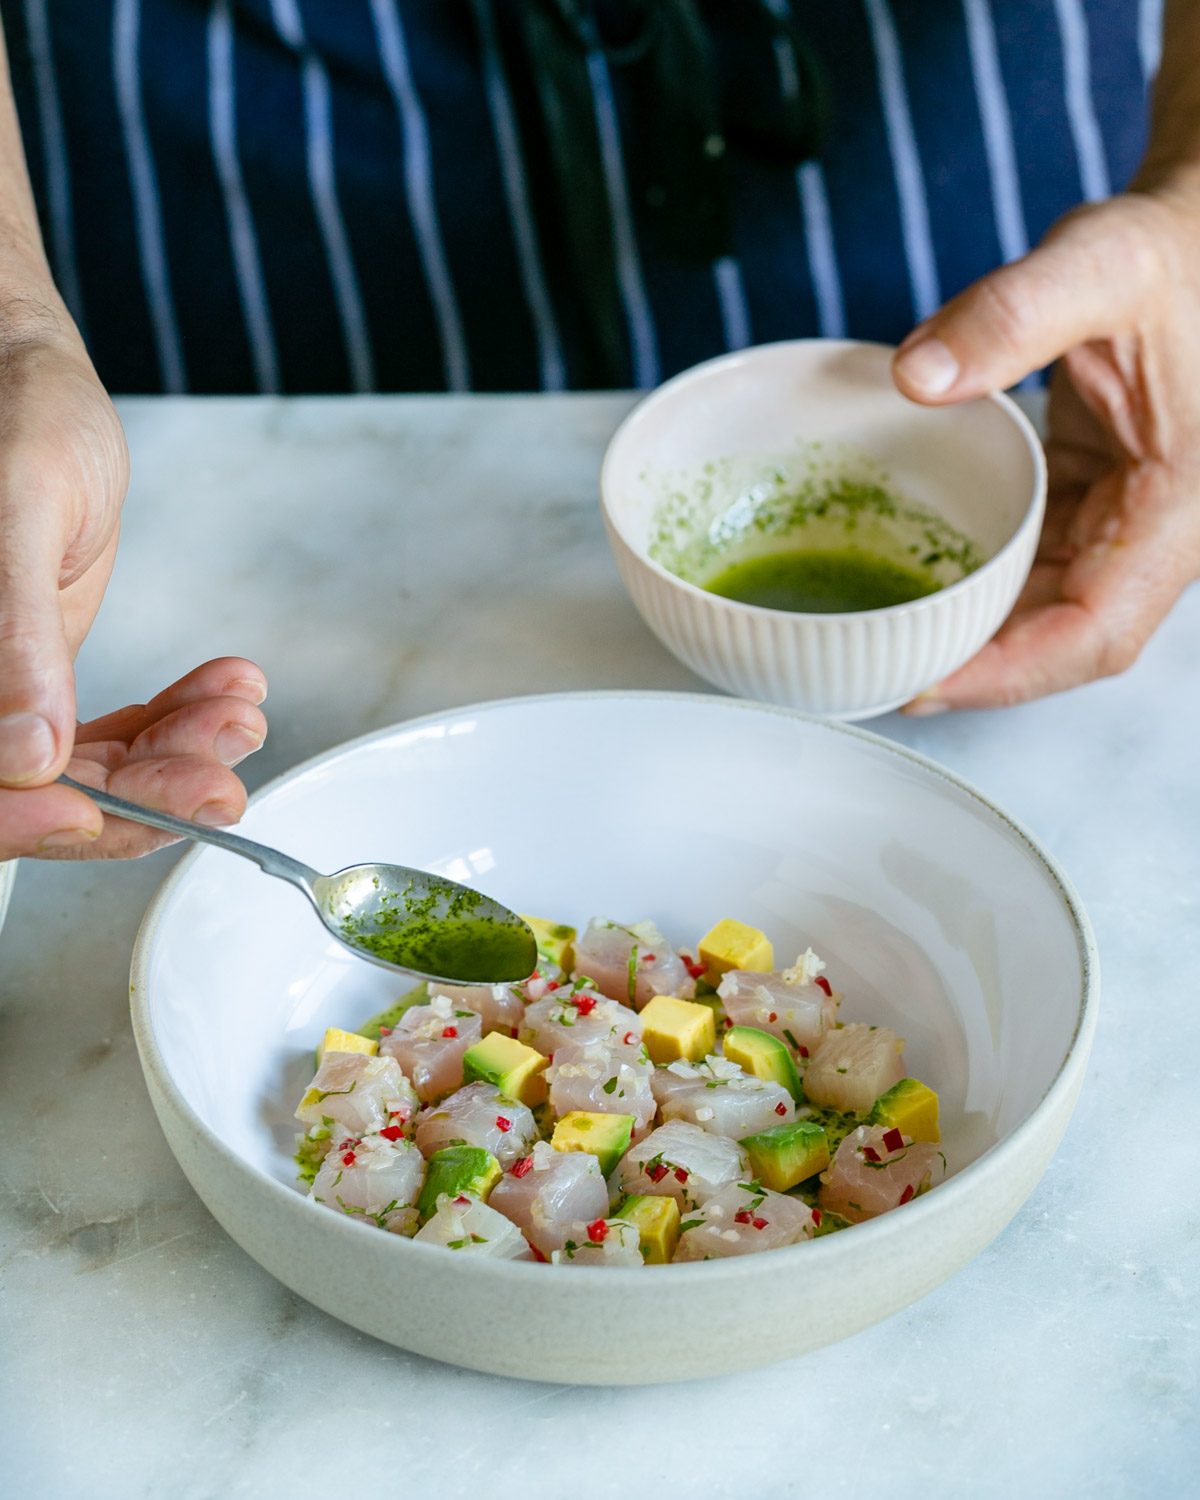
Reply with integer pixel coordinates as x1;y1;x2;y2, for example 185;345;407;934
59;775;537;985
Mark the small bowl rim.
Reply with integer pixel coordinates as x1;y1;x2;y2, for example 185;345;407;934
599;338;1048;622
130;690;1098;1290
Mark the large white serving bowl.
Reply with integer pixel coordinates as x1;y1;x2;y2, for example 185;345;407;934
601;341;1046;719
131;693;1097;1386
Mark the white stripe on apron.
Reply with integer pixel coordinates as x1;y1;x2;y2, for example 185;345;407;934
207;0;280;393
270;0;375;392
113;0;186;391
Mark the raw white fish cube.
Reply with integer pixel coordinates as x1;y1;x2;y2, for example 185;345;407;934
819;1125;944;1223
413;1193;532;1258
295;1052;418;1136
309;1129;425;1234
615;1120;748;1212
414;1082;538;1168
804;1024;905;1114
573;918;695;1010
673;1180;815;1260
489;1141;609;1257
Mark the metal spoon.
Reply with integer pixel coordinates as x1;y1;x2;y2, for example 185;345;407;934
60;774;537;985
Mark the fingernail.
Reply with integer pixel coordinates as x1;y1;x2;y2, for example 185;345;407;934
231;678;268;706
194;801;240;827
38;826;100;851
895;336;959;397
0;712;56;784
214;725;264;765
904;697;949;718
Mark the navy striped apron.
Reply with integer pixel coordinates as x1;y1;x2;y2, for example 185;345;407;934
0;0;1158;394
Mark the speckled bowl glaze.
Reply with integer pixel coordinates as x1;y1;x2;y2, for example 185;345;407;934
601;341;1046;720
131;693;1097;1386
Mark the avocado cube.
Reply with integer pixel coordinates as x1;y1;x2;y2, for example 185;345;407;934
740;1120;830;1192
417;1145;502;1222
867;1077;941;1143
640;995;717;1064
521;915;577;973
697;918;774;986
551;1111;635;1176
723;1026;803;1102
463;1032;549;1106
615;1193;682;1264
314;1027;378;1069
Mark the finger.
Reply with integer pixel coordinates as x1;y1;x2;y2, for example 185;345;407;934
123;695;267;768
33;753;249;861
906;601;1106;711
80;657;268;745
0;494;76;787
891;204;1159;403
0;782;104;859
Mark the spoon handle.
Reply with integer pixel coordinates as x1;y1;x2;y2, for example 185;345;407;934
58;775;321;894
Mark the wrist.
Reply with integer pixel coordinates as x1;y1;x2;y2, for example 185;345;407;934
0;250;77;351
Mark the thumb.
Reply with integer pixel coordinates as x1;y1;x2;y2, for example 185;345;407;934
891;203;1158;403
0;514;76;786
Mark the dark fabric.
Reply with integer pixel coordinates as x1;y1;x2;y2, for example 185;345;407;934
0;0;1153;394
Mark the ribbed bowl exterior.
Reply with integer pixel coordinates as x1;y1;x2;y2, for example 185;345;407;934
605;517;1038;720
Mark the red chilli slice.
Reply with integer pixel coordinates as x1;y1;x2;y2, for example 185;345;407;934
642;953;656;963
586;1218;609;1243
752;1216;768;1230
734;1209;752;1225
378;1125;404;1142
775;1102;788;1116
814;976;832;996
882;1127;905;1153
341;1151;357;1166
545;980;561;991
648;1164;669;1183
768;1012;777;1022
495;1116;512;1132
441;1026;458;1039
674;1167;689;1184
811;1208;822;1226
682;955;706;980
454;1194;471;1205
862;1146;881;1163
378;1026;393;1036
798;1045;809;1058
899;1183;915;1205
528;1241;548;1262
511;1156;534;1178
572;995;597;1016
622;1031;638;1046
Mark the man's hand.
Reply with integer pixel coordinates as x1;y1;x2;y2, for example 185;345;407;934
0;314;268;859
892;191;1200;712
0;657;267;859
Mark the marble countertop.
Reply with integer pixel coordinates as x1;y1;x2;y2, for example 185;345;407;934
1;395;1196;1498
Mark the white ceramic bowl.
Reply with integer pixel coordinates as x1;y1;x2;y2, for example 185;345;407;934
131;693;1096;1386
0;858;15;934
601;341;1046;719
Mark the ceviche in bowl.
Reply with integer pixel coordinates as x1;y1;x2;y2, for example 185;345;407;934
295;916;947;1265
131;692;1097;1385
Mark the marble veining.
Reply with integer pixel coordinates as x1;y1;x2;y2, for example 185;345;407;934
0;394;1196;1497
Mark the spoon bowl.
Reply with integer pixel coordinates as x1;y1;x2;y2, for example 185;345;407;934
314;863;537;984
60;775;536;985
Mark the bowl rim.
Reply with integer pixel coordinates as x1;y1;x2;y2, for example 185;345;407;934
130;690;1098;1287
599;338;1048;622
